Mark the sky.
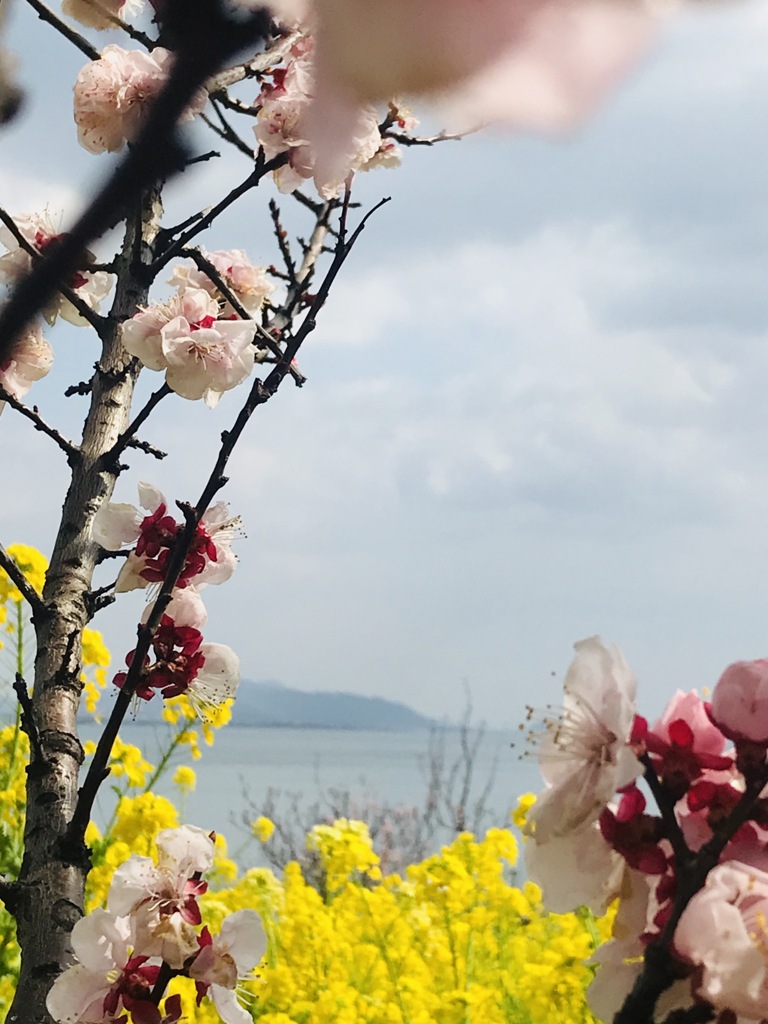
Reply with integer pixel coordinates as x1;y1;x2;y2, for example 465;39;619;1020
1;0;767;728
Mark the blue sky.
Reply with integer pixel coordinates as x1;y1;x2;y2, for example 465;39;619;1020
1;0;767;727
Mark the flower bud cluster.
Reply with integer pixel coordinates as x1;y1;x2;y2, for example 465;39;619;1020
46;825;266;1024
523;640;768;1022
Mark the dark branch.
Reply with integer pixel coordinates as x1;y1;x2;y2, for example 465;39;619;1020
0;543;45;619
150;151;288;270
0;385;80;459
106;383;172;464
13;674;47;765
23;0;101;59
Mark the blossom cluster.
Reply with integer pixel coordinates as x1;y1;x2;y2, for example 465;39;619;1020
92;486;241;716
523;636;768;1022
46;824;267;1024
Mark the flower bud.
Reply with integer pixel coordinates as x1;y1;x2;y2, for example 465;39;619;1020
710;659;768;744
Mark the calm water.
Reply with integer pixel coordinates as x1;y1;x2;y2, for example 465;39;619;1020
79;723;542;858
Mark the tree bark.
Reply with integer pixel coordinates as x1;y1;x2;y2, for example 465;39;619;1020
7;185;162;1024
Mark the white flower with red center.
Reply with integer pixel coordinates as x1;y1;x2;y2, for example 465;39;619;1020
92;482;241;593
45;908;174;1024
525;636;642;842
62;0;145;31
190;911;267;1024
674;860;768;1020
0;318;53;412
168;250;275;319
254;49;382;198
122;289;257;406
73;45;207;154
0;212;112;325
113;587;240;714
108;826;214;970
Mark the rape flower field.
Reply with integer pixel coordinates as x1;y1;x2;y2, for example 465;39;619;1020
0;548;610;1023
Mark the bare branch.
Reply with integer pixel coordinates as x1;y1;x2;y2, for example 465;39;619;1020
106;382;172;464
201;102;254;159
0;384;79;458
269;199;297;287
23;0;101;59
13;674;47;766
206;29;301;92
150;152;289;270
0;543;45;619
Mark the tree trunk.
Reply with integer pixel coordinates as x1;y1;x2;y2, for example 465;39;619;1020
7;186;162;1024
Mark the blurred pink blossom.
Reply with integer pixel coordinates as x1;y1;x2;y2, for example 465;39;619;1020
675;861;768;1020
710;659;768;744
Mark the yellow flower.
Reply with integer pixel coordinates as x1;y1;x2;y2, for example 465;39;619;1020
173;765;197;793
252;816;276;843
512;792;537;830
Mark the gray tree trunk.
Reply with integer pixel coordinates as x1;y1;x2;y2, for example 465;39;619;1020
7;187;161;1024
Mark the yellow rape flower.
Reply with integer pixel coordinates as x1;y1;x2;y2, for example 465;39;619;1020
173;765;196;793
512;791;537;830
253;816;276;843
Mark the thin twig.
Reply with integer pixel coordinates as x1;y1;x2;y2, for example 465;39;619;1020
12;674;46;765
106;382;171;463
23;0;100;59
150;152;288;270
269;199;297;287
0;543;45;619
201;101;253;159
0;385;79;459
386;128;477;147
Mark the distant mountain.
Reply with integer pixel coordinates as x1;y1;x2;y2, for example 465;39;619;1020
231;680;436;731
93;680;437;731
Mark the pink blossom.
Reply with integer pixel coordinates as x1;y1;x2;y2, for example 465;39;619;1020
92;482;240;592
675;861;768;1020
710;659;768;745
306;0;662;184
168;250;275;319
254;50;382;198
525;636;641;841
190;911;267;1024
0;318;53;413
122;290;257;406
73;46;207;154
0;212;112;325
62;0;145;31
122;289;219;371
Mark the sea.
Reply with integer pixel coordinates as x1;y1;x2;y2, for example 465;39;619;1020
78;723;542;866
